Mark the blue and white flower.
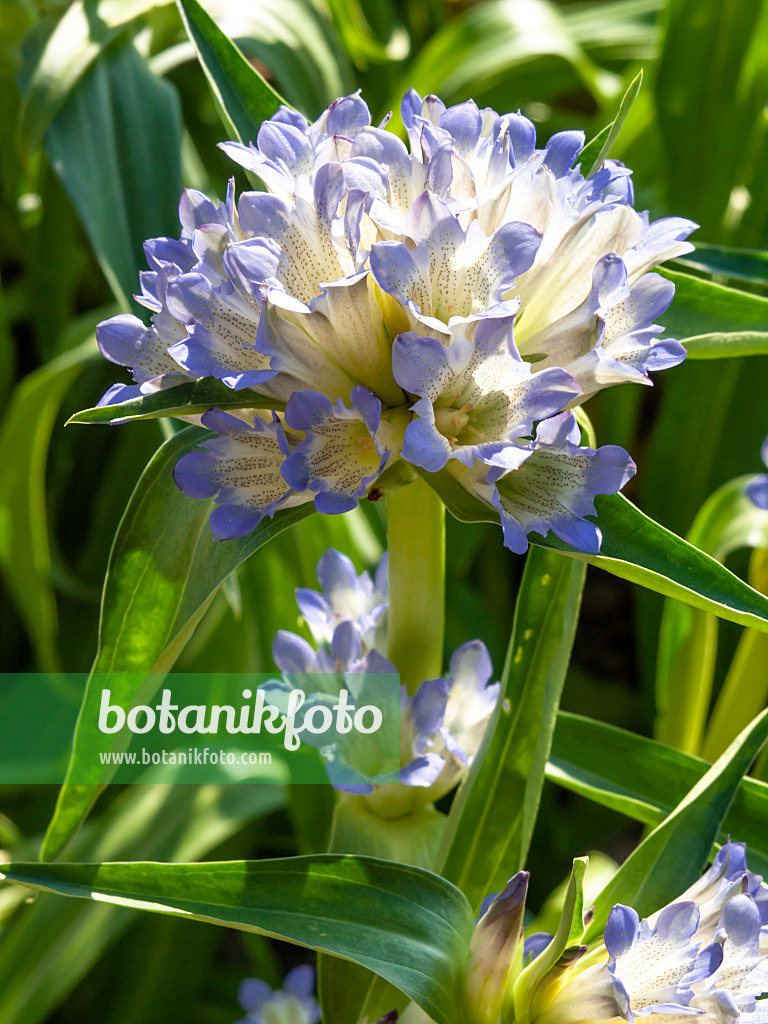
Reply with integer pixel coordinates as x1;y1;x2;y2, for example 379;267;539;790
468;843;768;1024
391;305;580;474
452;411;636;554
293;547;388;649
400;640;500;798
173;408;310;540
269;547;498;798
746;437;768;511
95;88;694;553
236;964;320;1024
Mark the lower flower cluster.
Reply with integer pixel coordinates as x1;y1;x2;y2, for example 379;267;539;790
265;548;499;800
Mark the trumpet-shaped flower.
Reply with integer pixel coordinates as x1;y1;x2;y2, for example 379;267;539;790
293;547;388;649
453;412;636;554
400;640;500;798
93;87;694;553
173;409;309;540
392;306;580;473
280;386;394;514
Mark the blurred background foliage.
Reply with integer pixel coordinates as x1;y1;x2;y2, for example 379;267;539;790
1;0;768;1020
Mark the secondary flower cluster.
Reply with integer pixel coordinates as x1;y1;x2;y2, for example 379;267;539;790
96;89;694;553
465;843;768;1024
268;548;499;798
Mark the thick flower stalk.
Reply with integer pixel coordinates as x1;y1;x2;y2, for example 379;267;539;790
460;843;768;1024
267;548;498;800
95;89;695;554
235;964;320;1024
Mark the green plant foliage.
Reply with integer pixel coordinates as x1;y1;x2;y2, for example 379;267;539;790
41;426;315;861
68;379;286;424
33;39;182;310
655;0;768;239
425;470;768;634
17;0;169;155
0;778;284;1024
548;712;768;877
0;339;97;671
655;476;768;755
659;270;768;358
583;708;768;940
177;0;284;146
439;547;585;911
579;69;643;175
0;856;475;1024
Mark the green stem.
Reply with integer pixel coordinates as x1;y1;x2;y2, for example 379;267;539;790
386;477;446;694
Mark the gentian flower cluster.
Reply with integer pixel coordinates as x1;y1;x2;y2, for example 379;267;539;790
746;437;768;510
464;843;768;1024
96;89;695;553
235;964;320;1024
268;548;499;798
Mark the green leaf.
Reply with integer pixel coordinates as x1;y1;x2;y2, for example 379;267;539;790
177;0;284;146
389;0;618;115
0;856;475;1024
68;379;286;425
579;69;643;176
0;339;97;671
43;39;182;310
17;0;169;155
325;0;407;66
41;425;314;861
655;476;768;755
659;269;768;359
512;858;588;1021
319;797;447;1024
674;243;768;287
0;779;284;1024
583;708;768;941
702;547;768;762
655;0;768;236
439;546;586;912
547;712;768;878
184;0;353;115
422;470;768;635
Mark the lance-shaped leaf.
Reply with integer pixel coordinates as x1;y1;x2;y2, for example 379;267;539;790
673;244;768;288
42;39;182;311
68;379;285;425
583;707;768;941
659;269;768;360
41;426;314;861
0;856;475;1024
512;858;588;1023
579;69;643;176
438;546;585;912
0;339;97;672
177;0;284;147
655;475;768;755
547;711;768;878
422;469;768;635
0;779;285;1024
17;0;169;156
